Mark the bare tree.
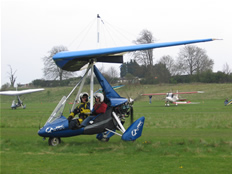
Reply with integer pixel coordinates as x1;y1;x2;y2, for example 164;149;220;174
107;66;119;78
222;63;231;75
158;55;176;75
7;65;17;87
133;29;156;67
176;45;214;75
103;66;119;84
42;45;76;81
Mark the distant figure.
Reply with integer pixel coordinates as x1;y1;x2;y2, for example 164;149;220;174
149;95;152;104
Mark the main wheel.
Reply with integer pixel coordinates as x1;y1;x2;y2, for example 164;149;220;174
48;137;61;146
101;137;109;142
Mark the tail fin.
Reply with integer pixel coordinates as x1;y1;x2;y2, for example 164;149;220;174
122;117;145;141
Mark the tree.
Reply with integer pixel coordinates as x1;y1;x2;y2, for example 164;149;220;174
1;83;10;91
158;55;176;76
176;45;214;75
120;60;142;78
7;65;17;87
141;63;170;84
42;45;76;81
106;66;119;84
133;29;156;67
124;73;136;84
222;63;231;75
120;63;127;78
222;63;232;82
153;63;171;83
107;66;118;78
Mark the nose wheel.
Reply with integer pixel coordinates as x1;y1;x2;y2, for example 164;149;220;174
48;137;61;146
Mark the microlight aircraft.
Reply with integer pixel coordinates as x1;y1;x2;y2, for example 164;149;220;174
38;38;217;146
142;91;204;106
224;99;232;106
0;88;44;109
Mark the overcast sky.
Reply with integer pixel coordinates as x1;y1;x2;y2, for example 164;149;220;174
1;0;231;86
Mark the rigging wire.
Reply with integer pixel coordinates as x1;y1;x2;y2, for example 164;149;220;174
67;15;137;80
68;15;138;51
101;20;137;46
68;17;96;50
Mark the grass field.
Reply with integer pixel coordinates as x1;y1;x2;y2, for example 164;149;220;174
1;83;232;173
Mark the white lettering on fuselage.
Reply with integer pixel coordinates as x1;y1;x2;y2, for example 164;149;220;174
131;121;143;136
46;125;65;133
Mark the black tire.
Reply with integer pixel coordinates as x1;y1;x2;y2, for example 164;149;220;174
48;137;61;146
130;107;134;125
101;137;109;142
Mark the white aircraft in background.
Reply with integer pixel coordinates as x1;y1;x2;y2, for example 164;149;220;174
0;88;44;109
142;91;204;106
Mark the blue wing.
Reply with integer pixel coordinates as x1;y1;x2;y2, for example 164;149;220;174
53;38;216;71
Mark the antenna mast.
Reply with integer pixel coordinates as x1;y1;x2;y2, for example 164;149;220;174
97;14;104;48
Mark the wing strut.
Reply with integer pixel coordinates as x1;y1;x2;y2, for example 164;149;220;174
67;63;92;100
90;63;95;110
71;61;96;111
71;66;89;112
105;128;122;137
112;111;126;133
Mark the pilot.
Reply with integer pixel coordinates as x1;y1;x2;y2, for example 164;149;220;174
68;92;91;129
81;93;107;127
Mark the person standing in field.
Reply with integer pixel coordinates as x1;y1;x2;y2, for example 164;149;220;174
149;95;152;104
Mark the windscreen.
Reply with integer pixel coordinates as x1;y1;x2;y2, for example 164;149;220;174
45;96;67;125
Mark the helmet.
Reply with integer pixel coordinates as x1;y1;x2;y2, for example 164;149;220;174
94;93;104;102
80;92;89;101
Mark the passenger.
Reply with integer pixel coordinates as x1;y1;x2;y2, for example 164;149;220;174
81;93;107;126
68;92;90;129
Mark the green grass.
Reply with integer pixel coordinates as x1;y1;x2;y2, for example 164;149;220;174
1;83;232;173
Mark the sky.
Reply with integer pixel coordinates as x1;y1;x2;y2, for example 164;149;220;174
1;0;232;87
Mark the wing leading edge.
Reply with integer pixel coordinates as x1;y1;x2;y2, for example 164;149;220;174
0;88;44;96
53;38;216;71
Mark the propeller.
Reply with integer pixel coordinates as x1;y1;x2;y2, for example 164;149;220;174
130;106;134;125
125;92;143;125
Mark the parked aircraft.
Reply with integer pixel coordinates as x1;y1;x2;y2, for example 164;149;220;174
38;38;217;146
142;91;204;106
0;88;44;109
